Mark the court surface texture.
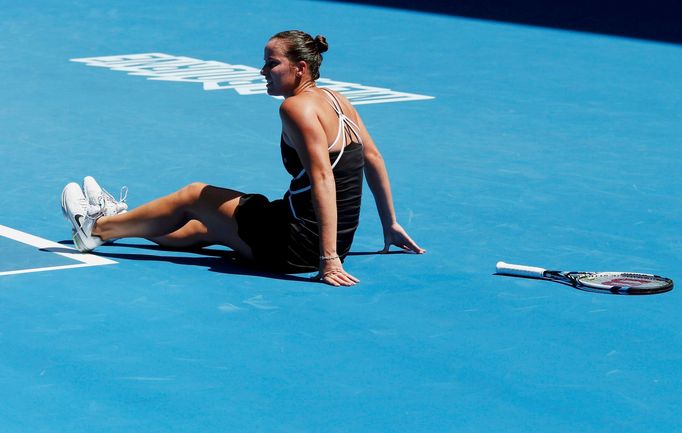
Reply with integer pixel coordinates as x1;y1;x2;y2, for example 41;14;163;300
1;1;681;432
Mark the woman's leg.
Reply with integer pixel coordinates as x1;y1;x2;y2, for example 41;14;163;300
92;182;253;259
149;219;211;248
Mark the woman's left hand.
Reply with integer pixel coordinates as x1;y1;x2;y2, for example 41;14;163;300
382;223;426;254
316;257;360;287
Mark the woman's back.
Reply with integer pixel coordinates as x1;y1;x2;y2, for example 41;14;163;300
278;87;365;269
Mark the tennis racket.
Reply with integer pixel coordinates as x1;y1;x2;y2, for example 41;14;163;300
495;261;673;295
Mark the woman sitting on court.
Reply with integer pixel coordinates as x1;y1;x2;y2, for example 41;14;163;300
61;30;425;286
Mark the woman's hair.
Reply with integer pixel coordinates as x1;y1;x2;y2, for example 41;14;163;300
271;30;328;80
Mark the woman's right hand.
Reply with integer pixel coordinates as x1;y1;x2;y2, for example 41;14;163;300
316;257;360;287
382;223;425;254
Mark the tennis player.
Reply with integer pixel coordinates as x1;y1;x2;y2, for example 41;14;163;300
61;30;425;286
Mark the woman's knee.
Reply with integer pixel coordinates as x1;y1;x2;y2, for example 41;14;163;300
177;182;208;207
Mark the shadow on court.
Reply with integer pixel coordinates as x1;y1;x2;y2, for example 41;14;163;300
52;242;408;282
53;242;311;282
320;0;682;44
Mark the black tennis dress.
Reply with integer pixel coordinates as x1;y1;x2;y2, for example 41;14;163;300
234;89;364;273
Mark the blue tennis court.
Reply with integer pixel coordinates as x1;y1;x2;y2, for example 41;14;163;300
2;1;682;432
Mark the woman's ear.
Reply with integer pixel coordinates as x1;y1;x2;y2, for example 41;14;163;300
296;60;308;77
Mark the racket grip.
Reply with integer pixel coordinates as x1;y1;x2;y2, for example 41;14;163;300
496;261;546;278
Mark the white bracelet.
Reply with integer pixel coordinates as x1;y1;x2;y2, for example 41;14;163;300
320;255;340;261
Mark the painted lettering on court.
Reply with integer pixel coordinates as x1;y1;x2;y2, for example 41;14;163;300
70;53;434;105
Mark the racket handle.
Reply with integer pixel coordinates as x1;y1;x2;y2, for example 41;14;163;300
496;261;547;278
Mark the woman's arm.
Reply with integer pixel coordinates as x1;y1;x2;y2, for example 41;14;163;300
279;98;359;286
356;115;425;254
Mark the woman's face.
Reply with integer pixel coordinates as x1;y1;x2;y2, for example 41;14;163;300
261;39;298;97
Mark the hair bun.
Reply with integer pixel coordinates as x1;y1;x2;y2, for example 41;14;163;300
314;35;329;54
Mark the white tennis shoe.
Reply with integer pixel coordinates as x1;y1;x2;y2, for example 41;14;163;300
83;176;128;216
61;182;104;252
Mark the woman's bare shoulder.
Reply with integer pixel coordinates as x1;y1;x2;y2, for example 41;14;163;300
279;93;317;119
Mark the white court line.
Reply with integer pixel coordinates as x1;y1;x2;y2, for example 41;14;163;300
0;224;116;276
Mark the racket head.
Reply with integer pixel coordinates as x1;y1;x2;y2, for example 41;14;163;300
569;272;673;295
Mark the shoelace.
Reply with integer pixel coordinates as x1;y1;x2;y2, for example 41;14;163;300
98;186;128;215
119;186;128;203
